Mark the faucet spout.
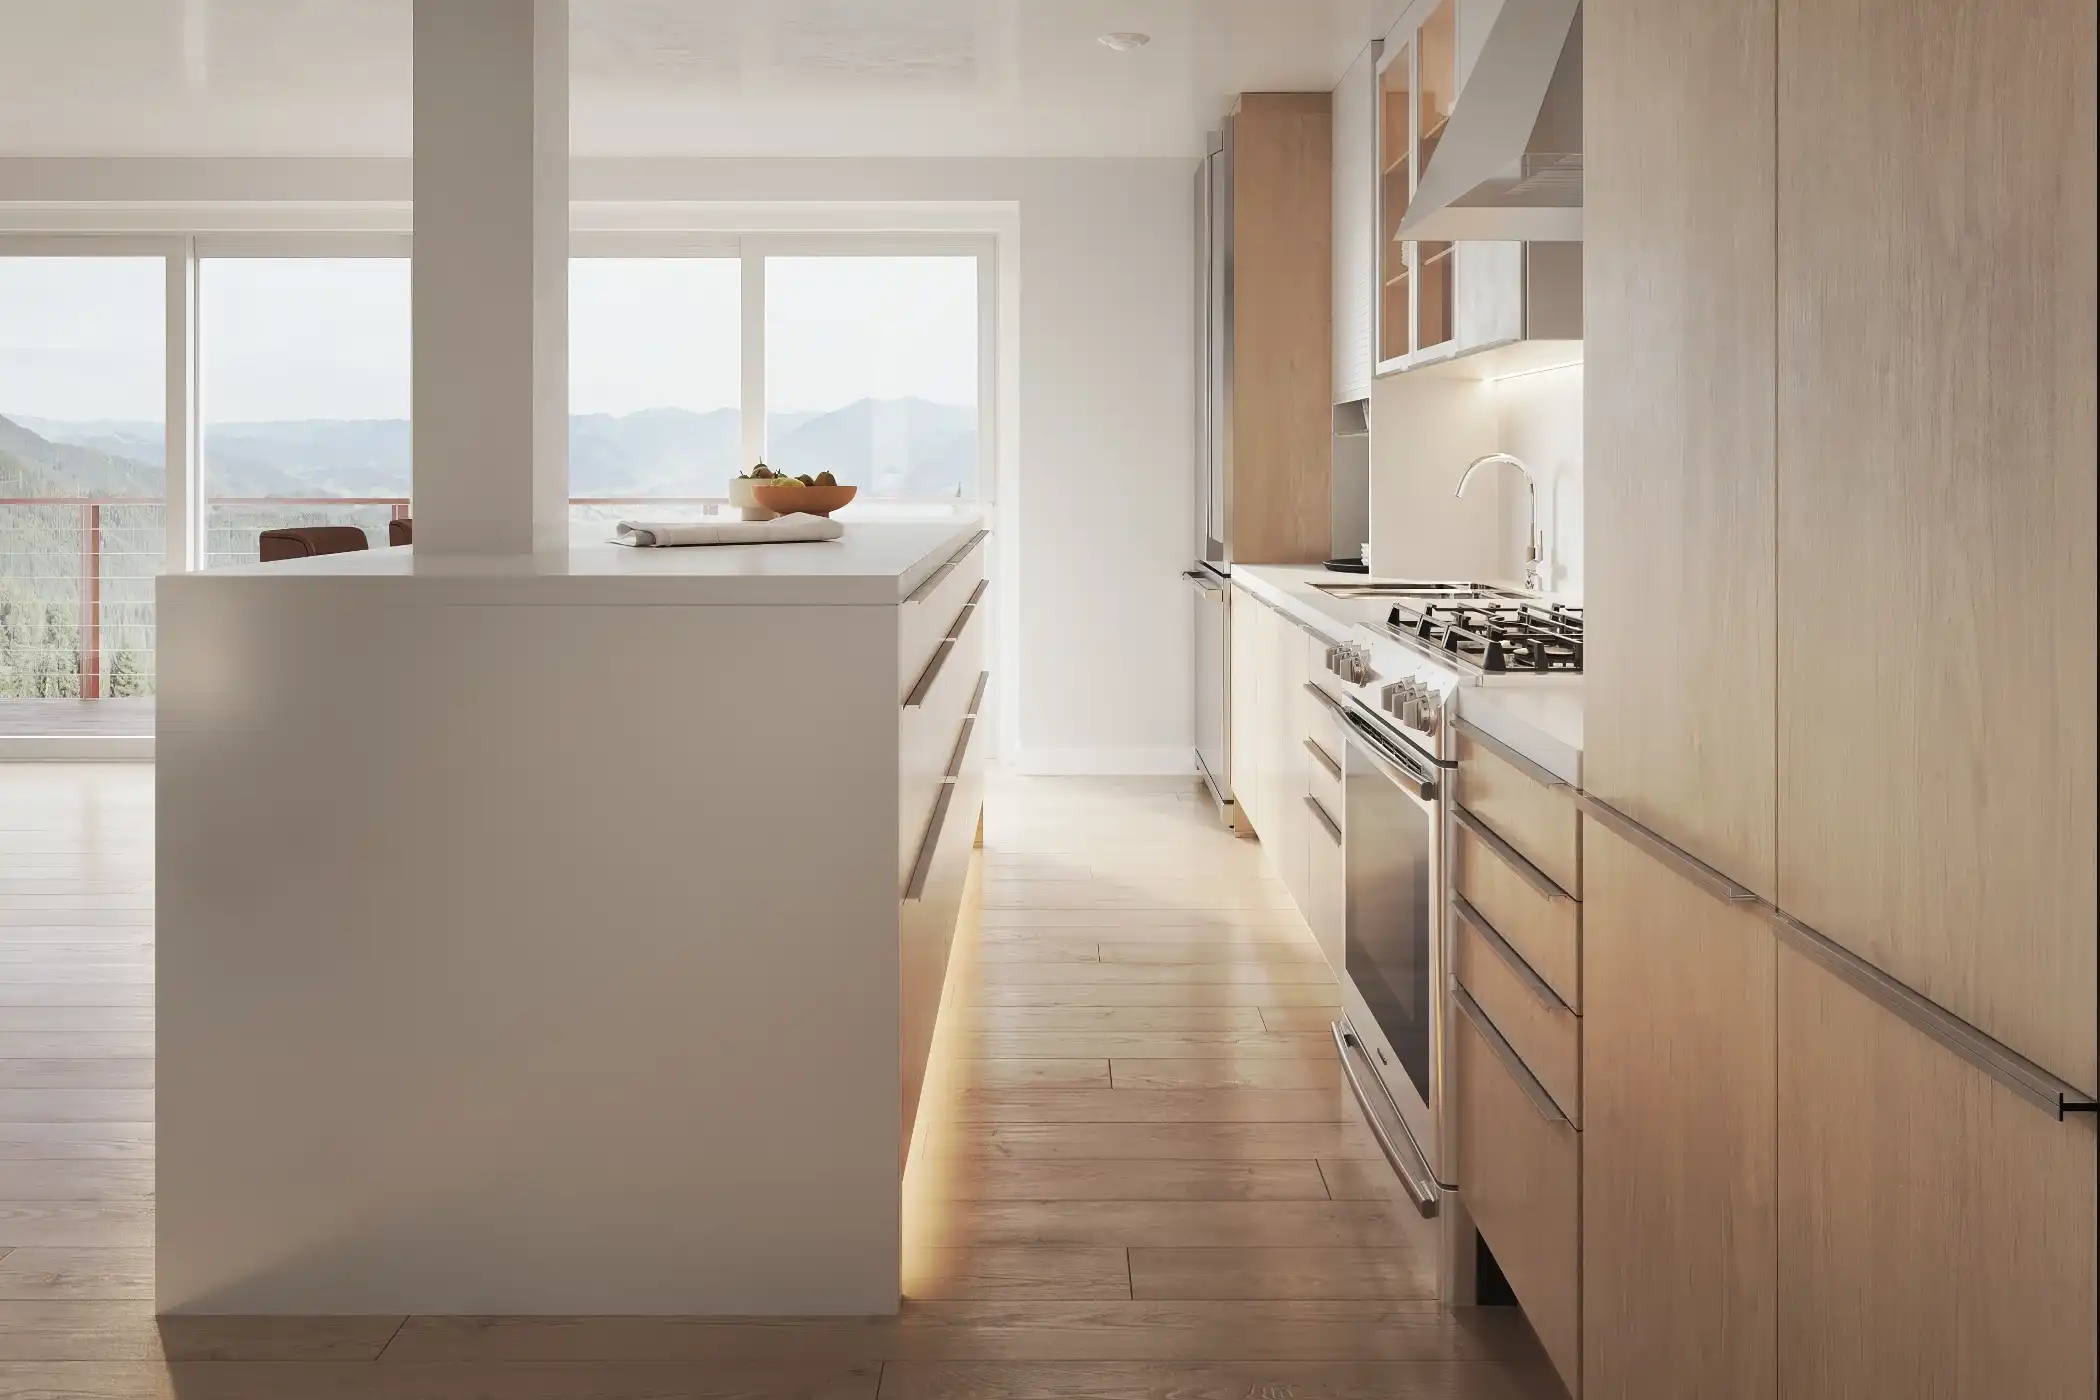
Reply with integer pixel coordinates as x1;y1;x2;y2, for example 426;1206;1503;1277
1456;453;1548;593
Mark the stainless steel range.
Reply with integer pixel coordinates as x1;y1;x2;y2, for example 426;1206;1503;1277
1304;583;1583;1299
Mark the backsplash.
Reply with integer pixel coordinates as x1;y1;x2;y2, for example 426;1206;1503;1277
1492;361;1584;598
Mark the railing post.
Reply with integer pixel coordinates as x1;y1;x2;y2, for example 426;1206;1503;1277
83;501;103;700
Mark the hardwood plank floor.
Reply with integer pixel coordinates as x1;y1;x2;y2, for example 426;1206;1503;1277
0;767;1560;1397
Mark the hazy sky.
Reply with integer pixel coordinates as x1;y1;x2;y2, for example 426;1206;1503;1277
2;253;978;426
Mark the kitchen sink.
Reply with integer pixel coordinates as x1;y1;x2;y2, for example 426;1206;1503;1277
1312;581;1530;600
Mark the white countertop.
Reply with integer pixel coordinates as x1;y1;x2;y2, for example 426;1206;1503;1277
163;515;986;607
1230;563;1584;784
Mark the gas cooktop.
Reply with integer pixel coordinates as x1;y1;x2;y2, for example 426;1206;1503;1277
1386;600;1584;675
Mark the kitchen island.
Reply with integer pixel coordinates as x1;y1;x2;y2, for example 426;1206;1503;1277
154;518;990;1316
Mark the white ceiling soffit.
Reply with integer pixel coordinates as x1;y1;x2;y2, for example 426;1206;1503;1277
0;0;1386;159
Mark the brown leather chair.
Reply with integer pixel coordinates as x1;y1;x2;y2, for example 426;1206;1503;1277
388;518;413;547
257;526;370;563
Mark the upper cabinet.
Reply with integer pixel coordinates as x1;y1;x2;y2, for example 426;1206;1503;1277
1374;0;1583;379
1333;42;1380;404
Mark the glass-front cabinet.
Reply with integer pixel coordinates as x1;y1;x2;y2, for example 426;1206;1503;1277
1375;0;1459;373
1377;37;1414;368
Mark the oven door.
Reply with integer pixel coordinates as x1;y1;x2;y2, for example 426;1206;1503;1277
1339;706;1450;1194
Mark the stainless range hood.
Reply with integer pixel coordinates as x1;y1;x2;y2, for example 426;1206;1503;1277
1397;0;1583;243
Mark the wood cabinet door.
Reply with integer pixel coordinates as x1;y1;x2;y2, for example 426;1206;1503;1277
1777;944;2098;1399
1229;588;1264;833
1582;821;1776;1400
1775;0;2097;1094
1583;0;1778;897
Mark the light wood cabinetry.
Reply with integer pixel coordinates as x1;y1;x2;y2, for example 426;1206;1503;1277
1581;821;1776;1400
1776;943;2098;1399
1333;42;1380;404
1454;989;1581;1396
1774;0;2098;1093
1455;726;1581;897
1226;93;1336;564
1583;0;1778;897
1452;817;1580;1012
1453;903;1580;1125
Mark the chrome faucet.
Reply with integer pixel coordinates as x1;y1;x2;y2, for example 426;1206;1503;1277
1456;452;1546;593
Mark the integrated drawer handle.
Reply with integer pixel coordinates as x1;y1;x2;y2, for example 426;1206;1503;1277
1303;737;1342;781
966;671;990;718
960;578;989;612
1454;806;1572;903
903;783;956;903
1569;790;2097;1122
904;599;983;709
1453;716;1573;791
1330;1020;1442;1218
904;529;990;604
944;717;977;782
1571;791;1760;908
1453;986;1568;1126
1453;894;1570;1016
1767;908;2098;1121
1303;794;1342;845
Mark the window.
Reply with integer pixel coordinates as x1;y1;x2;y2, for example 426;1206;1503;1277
568;257;741;527
0;255;165;728
765;256;980;501
200;256;412;566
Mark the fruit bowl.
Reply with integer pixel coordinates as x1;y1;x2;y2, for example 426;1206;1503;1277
750;483;858;518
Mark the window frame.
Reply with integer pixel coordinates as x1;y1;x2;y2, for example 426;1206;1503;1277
573;233;998;507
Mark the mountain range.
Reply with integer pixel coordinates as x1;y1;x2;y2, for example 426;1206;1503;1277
7;397;977;502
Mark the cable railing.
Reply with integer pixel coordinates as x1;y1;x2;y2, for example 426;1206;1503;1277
3;493;975;702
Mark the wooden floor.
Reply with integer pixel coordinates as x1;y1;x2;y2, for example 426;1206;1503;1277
0;766;1560;1398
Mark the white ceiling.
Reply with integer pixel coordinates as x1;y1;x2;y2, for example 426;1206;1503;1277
0;0;1388;159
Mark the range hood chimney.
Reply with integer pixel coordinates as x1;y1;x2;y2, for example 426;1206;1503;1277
1397;0;1583;243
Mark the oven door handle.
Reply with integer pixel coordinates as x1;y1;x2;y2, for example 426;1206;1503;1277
1342;710;1439;803
1331;1021;1442;1218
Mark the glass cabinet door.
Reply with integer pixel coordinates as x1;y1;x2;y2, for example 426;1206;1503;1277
1414;0;1458;354
1377;40;1414;366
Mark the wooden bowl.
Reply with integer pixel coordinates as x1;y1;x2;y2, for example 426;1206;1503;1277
750;483;858;517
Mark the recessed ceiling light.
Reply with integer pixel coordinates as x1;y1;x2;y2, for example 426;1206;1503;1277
1098;32;1152;52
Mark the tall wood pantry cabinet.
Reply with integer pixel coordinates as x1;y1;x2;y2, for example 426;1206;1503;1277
1584;0;2097;1396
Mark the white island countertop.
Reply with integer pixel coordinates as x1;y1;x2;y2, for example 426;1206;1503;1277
1230;562;1584;784
176;515;987;608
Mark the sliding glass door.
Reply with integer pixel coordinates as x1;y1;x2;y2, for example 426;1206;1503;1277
199;253;412;566
0;254;166;735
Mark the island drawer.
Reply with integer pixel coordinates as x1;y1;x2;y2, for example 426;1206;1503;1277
900;599;987;881
900;531;988;700
1452;894;1580;1124
899;712;985;1160
1453;722;1581;897
1453;986;1581;1396
1452;813;1581;1011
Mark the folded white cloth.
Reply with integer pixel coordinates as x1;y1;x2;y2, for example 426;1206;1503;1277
613;514;845;548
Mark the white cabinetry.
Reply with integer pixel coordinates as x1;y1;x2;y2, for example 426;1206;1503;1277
1333;41;1381;404
1229;581;1347;977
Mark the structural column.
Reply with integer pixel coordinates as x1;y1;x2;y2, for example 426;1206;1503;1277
411;0;569;555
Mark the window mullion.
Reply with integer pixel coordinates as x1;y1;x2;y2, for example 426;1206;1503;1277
741;241;766;469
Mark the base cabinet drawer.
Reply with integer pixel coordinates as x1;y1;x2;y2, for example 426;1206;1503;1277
1453;815;1581;1010
1453;898;1581;1125
899;532;986;699
1454;724;1581;896
899;720;985;1167
1455;990;1581;1396
1304;791;1344;971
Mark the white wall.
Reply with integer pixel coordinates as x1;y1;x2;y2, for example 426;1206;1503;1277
1367;357;1583;599
0;155;1200;775
1493;362;1584;598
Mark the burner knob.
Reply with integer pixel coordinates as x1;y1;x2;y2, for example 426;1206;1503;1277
1419;693;1443;737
